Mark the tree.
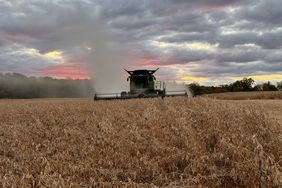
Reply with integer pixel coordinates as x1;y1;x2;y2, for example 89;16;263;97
188;83;229;96
189;83;202;96
253;84;263;91
262;81;278;91
277;82;282;90
0;72;94;99
241;78;255;91
229;77;255;91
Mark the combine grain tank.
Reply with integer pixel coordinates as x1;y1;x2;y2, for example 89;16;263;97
94;68;189;100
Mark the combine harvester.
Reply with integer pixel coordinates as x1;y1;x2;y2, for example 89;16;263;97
94;68;190;100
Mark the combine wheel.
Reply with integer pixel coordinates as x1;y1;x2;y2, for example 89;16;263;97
121;91;127;97
138;94;145;98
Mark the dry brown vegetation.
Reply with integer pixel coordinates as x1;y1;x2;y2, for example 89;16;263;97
0;97;282;187
204;91;282;100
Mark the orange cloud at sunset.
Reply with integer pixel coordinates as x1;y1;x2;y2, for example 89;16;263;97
143;57;161;64
43;51;64;60
181;75;209;82
137;57;189;67
0;34;26;40
197;4;227;11
34;66;91;79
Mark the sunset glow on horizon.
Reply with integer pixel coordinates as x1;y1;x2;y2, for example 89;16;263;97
0;34;26;40
34;66;91;80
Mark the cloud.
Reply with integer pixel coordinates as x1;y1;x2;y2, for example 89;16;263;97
237;0;282;26
0;44;57;74
0;0;281;84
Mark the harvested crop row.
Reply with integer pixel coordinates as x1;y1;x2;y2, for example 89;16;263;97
0;98;281;187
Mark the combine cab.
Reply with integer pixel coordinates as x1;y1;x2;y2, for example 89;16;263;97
94;68;189;100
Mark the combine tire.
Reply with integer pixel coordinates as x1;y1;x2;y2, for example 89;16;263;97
138;94;145;98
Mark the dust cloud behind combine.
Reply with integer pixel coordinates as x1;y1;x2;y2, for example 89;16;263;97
80;22;129;94
165;81;193;97
48;14;129;94
53;13;192;95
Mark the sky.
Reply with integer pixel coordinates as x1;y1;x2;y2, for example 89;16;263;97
0;0;282;85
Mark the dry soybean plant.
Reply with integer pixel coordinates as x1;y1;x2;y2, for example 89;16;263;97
204;91;282;100
0;97;281;187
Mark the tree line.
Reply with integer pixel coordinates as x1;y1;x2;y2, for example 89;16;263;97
189;77;282;96
0;72;281;98
0;72;94;99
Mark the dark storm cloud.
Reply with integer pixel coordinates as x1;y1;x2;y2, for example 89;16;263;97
0;0;281;82
237;0;282;26
216;50;263;63
187;60;282;78
161;33;216;44
161;29;282;50
218;31;282;49
169;0;242;5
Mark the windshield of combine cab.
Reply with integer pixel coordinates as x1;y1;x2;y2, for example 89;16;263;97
132;76;148;88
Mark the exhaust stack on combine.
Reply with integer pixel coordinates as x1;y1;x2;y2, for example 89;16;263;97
94;68;188;100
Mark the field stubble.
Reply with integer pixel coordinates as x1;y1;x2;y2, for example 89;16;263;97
0;97;282;187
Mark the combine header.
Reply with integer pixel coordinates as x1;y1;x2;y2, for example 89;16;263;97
94;68;189;100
